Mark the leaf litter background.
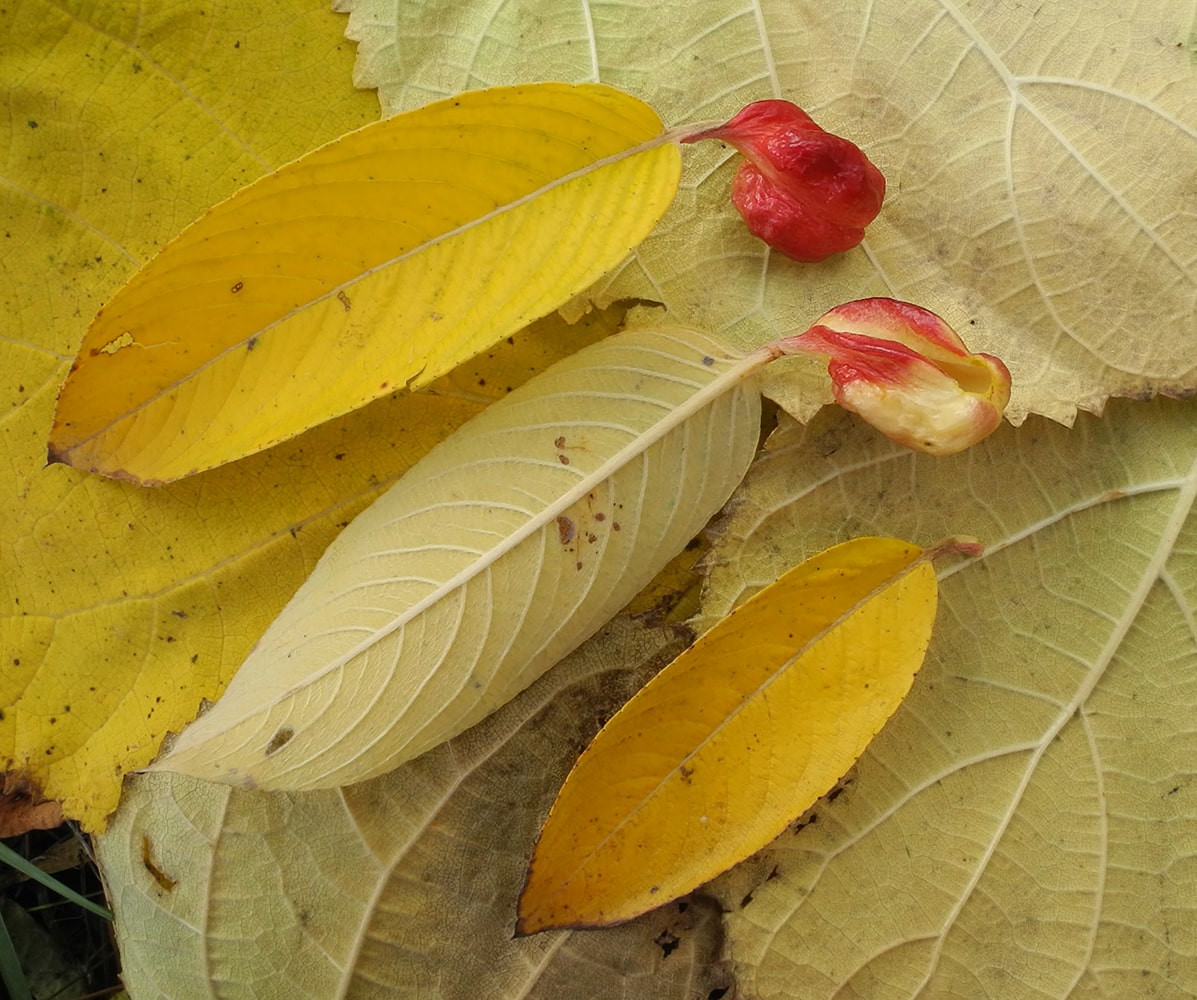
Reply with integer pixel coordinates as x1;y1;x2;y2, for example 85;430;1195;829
338;0;1197;424
0;0;621;828
1;0;1194;996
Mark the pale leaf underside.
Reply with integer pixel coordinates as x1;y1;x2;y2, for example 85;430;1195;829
99;397;1197;999
152;328;763;790
96;616;735;1000
699;400;1197;998
339;0;1197;424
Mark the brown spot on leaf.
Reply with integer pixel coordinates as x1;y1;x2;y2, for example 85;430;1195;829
554;435;566;448
142;835;177;891
556;516;576;544
231;281;243;293
0;773;62;837
337;290;351;311
266;727;295;756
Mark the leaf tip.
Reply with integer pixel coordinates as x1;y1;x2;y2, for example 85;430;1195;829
513;902;549;938
514;866;589;937
514;872;547;937
42;441;164;486
512;903;593;938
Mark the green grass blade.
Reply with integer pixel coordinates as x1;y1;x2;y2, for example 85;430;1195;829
0;904;34;1000
0;841;112;921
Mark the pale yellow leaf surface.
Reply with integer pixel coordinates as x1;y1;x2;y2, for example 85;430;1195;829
98;392;1197;996
95;614;735;1000
518;536;939;935
695;398;1197;998
338;0;1197;425
48;82;681;483
0;0;622;830
151;327;763;791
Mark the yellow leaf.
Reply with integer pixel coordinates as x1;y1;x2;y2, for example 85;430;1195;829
47;82;681;484
0;0;628;834
1;0;383;834
149;327;765;791
517;536;945;934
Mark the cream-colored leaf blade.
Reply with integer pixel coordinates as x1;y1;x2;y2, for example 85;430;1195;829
700;400;1197;999
96;615;731;999
152;328;763;790
341;1;1197;425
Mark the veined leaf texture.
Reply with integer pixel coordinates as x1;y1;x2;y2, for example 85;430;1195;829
152;328;763;790
518;536;942;934
48;82;680;483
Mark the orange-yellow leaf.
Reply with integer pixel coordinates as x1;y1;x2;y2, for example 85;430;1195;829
47;82;681;484
517;535;947;934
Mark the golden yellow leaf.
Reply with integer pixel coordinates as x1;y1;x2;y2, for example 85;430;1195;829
47;82;681;484
1;0;382;833
517;535;945;935
1;2;631;834
149;327;765;791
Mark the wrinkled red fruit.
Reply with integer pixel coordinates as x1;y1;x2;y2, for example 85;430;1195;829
683;101;885;262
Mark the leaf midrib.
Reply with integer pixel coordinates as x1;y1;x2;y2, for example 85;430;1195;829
536;546;937;906
66;132;679;454
220;340;775;723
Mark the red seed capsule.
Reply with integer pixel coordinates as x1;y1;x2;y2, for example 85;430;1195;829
683;100;886;262
777;298;1012;455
